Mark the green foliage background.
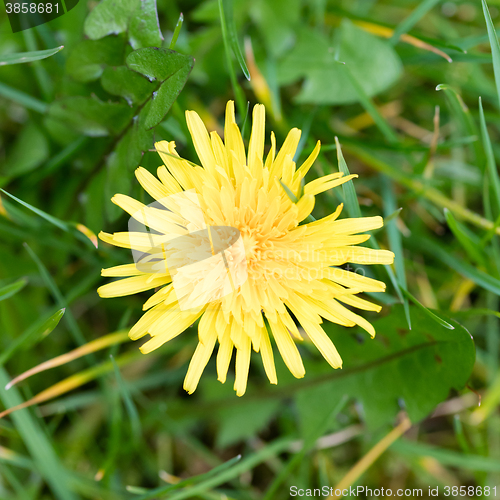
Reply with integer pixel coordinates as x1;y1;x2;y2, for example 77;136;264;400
0;0;499;497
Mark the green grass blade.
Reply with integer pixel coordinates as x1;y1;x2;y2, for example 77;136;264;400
444;208;487;267
0;82;47;113
393;440;500;472
218;0;246;118
223;0;250;80
278;179;298;203
482;0;500;108
335;137;361;218
332;145;405;316
22;30;55;101
1;189;93;248
0;189;68;231
0;367;79;500
141;438;293;500
278;179;316;223
23;243;89;350
479;97;500;214
0;308;65;366
0;278;28;302
400;287;454;330
416;237;500;295
0;46;63;66
135;454;242;498
384;207;403;224
436;84;483;164
35;137;87;178
342;65;399;144
345;145;499;236
110;355;141;441
390;0;441;43
169;13;184;49
451;308;500;320
0;447;34;470
382;176;411;329
1;352;140;418
263;396;349;500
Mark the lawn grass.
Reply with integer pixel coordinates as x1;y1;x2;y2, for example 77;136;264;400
1;0;500;498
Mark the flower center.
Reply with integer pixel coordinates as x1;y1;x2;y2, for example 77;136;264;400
241;230;259;263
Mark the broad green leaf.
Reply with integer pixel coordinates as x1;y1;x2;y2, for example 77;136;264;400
0;278;28;302
253;0;302;58
99;48;192;215
142;68;193;129
104;110;153;220
127;48;194;129
127;47;193;83
48;96;134;137
0;46;63;66
84;0;162;49
278;21;402;105
2;123;49;178
66;37;126;82
295;304;474;431
101;66;156;105
84;0;138;40
106;113;153;194
216;399;281;448
128;0;163;49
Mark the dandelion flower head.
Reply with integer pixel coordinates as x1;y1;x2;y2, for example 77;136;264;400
98;101;395;396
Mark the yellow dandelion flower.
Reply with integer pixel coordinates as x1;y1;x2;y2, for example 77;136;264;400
98;101;394;397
